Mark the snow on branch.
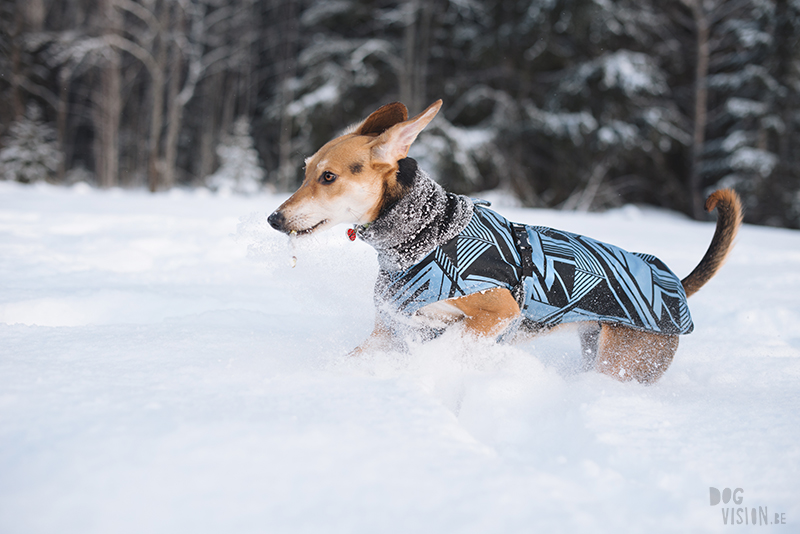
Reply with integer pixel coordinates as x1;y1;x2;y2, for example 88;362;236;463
562;50;669;97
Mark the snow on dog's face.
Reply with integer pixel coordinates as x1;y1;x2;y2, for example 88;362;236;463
268;100;442;236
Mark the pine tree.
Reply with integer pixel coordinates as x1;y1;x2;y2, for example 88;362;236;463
759;0;800;227
696;0;784;224
0;104;62;184
4;0;799;227
475;0;689;210
206;116;265;195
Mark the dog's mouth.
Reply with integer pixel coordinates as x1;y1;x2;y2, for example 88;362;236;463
289;219;327;237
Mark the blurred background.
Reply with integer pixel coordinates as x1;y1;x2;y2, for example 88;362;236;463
1;0;799;227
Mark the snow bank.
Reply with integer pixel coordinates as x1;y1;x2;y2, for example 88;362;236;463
1;181;798;533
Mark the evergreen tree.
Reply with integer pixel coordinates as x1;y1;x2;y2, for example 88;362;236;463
474;0;690;210
697;0;785;224
206;116;265;195
762;0;800;226
3;0;800;227
0;103;62;183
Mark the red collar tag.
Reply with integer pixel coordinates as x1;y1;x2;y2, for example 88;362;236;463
347;228;357;241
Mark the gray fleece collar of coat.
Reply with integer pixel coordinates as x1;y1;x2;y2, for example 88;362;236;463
357;158;474;271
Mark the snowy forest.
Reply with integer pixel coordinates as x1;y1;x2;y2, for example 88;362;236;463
2;0;800;227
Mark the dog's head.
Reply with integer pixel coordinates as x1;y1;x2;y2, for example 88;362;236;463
268;100;442;236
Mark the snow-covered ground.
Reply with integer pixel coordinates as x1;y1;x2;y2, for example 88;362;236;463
1;180;798;533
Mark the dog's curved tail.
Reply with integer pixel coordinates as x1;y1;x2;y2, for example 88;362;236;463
681;189;743;298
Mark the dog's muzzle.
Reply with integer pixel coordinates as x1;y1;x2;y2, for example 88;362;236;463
267;210;286;232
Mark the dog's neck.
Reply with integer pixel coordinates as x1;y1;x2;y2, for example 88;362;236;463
357;158;473;271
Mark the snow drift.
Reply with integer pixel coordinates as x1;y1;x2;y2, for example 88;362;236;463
0;181;798;533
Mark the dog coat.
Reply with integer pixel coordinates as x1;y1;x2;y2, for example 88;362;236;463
358;159;693;336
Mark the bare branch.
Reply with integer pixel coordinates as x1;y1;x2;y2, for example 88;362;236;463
103;33;160;82
114;0;161;35
18;77;59;111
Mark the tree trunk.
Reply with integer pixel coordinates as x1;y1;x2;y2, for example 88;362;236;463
162;4;184;190
9;0;46;119
401;0;435;113
56;66;73;183
199;73;222;181
147;2;168;192
414;0;434;112
400;0;418;110
276;0;298;190
10;1;25;120
687;0;709;219
95;0;122;188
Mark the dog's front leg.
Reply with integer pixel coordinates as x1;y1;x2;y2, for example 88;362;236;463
448;287;521;339
349;315;394;356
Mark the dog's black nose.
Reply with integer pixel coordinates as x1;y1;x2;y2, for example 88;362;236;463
267;211;286;232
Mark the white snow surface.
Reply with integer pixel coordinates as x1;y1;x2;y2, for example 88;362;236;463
1;181;798;533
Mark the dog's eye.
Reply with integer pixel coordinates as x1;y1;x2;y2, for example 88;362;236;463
320;171;337;184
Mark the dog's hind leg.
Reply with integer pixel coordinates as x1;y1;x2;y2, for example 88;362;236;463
594;323;678;384
578;321;601;372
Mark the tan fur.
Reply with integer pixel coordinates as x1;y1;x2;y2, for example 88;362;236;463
277;135;387;232
447;287;521;338
353;101;408;136
270;100;743;384
595;324;678;384
681;188;743;297
270;101;442;235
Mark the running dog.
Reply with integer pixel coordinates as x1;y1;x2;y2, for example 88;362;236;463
268;100;742;383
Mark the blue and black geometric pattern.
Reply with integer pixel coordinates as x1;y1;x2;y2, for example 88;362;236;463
520;225;693;334
375;204;693;335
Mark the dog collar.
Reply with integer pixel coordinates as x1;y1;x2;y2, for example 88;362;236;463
348;222;372;241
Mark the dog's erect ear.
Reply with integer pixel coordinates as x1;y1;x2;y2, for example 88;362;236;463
356;102;408;136
370;100;442;164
